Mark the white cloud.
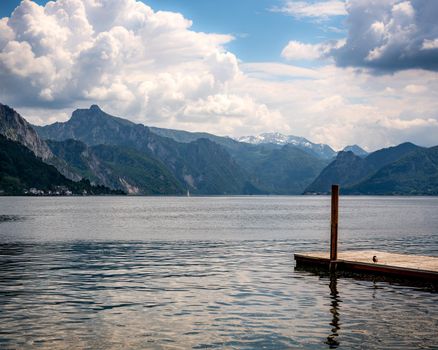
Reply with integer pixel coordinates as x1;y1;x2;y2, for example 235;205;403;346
273;0;346;19
380;117;438;130
404;84;427;94
281;41;322;60
281;39;344;61
422;38;438;50
332;0;438;72
241;62;319;79
0;0;279;131
180;94;287;136
392;1;415;18
1;0;438;150
308;94;344;113
238;63;438;150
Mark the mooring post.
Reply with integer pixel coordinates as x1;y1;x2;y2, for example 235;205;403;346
330;184;339;271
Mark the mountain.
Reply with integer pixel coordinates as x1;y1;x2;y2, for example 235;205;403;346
35;105;257;195
342;145;368;157
0;135;122;195
34;105;150;147
237;132;308;146
305;142;422;194
0;103;83;181
235;132;336;159
33;105;436;196
344;146;438;195
46;139;183;195
174;138;259;194
364;142;420;170
35;106;335;194
304;151;368;194
245;144;329;194
149;126;239;150
0;103;53;160
137;125;329;194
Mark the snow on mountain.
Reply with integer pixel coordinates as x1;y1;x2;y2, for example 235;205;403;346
342;145;369;157
235;132;336;159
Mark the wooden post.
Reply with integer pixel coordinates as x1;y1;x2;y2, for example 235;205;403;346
330;184;339;264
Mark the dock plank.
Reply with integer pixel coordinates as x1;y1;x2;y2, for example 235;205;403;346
294;250;438;281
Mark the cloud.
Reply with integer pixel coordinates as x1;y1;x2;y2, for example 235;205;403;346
241;62;319;80
0;0;280;133
281;39;344;61
404;84;426;94
331;0;438;72
180;94;287;136
239;62;438;150
282;41;322;60
272;1;347;20
422;38;438;50
1;0;438;150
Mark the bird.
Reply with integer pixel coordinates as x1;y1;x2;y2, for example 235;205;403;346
372;255;378;263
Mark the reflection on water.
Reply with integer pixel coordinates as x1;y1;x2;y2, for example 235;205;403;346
0;196;437;349
326;275;341;348
1;240;437;349
0;214;25;223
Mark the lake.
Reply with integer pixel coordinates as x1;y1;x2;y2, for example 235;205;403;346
0;196;437;349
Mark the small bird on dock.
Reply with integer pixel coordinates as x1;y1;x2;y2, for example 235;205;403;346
372;255;378;263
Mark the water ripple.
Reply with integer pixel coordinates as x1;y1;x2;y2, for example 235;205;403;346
0;197;437;349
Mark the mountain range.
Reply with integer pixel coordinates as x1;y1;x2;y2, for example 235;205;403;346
1;102;437;196
235;132;368;159
33;104;330;194
236;132;337;159
304;142;438;195
343;146;438;195
34;105;255;195
0;103;124;195
0;134;121;196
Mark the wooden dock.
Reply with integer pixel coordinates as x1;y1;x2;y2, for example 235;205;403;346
295;185;438;282
295;250;438;281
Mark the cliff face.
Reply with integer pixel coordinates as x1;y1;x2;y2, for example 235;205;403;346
0;134;123;195
0;103;82;181
0;103;53;160
305;143;425;194
46;139;184;195
304;151;368;193
344;146;438;195
35;105;258;194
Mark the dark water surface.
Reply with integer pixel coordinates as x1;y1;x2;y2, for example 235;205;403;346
0;196;437;349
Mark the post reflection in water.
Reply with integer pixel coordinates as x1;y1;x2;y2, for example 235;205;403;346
1;196;438;349
326;274;341;348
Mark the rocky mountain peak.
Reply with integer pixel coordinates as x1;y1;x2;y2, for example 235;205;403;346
336;150;359;160
89;104;101;111
0;103;53;160
235;132;336;159
342;145;368;157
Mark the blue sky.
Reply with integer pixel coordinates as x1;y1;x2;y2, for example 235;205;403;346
1;0;345;62
145;0;346;62
0;0;437;150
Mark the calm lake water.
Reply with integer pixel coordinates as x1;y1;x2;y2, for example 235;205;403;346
0;196;437;349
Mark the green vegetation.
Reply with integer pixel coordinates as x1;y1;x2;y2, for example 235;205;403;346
237;144;329;194
47;139;183;195
36;106;260;194
345;146;438;195
304;151;369;194
305;143;422;194
34;106;332;194
30;104;438;196
0;135;124;195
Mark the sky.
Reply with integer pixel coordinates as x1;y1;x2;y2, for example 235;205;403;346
0;0;437;150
